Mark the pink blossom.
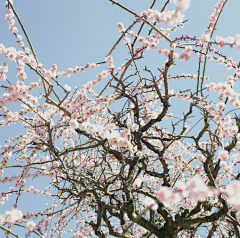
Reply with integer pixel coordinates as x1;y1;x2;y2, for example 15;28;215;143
12;208;23;221
216;102;225;110
157;186;172;206
176;181;187;197
142;197;158;211
226;181;240;210
219;41;225;47
157;47;164;54
4;209;22;225
149;42;157;49
129;30;136;38
45;192;51;198
218;150;229;161
0;73;7;81
105;55;114;68
184;46;193;53
25;221;36;232
179;52;191;61
173;0;190;12
225;63;233;70
197;154;204;162
220;161;227;169
200;34;210;44
116;22;125;32
217;57;224;65
171;11;185;24
186;175;212;201
206;55;213;61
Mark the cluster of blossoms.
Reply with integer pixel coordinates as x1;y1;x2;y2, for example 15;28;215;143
105;55;114;68
4;4;103;82
0;208;22;225
135;33;164;55
139;0;190;25
201;33;240;51
206;80;240;109
177;175;219;202
115;1;240;75
143;175;218;211
214;34;240;49
226;181;240;211
67;119;141;151
0;44;38;81
0;78;40;107
208;1;226;27
56;62;100;78
199;0;240;51
0;208;36;232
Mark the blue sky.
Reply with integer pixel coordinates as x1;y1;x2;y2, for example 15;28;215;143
1;0;240;237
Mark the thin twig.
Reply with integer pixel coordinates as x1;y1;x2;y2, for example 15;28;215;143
108;0;172;43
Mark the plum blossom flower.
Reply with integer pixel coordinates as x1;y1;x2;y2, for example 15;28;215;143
0;73;7;81
197;154;204;162
116;22;125;32
25;221;36;232
45;192;51;198
206;55;213;61
234;68;240;74
79;122;89;131
130;123;139;132
149;42;157;49
218;150;229;161
233;100;240;108
215;35;225;44
216;102;225;110
120;128;130;138
186;175;212;201
225;63;233;70
4;151;12;160
4;209;22;225
64;84;71;92
157;186;173;206
217;57;224;65
142;197;158;211
79;66;86;72
62;129;69;138
69;119;79;129
184;45;192;53
179;52;190;61
226;181;240;210
220;161;227;169
105;55;114;68
173;0;190;12
226;36;235;44
200;34;210;44
176;181;189;197
4;210;15;225
230;125;238;135
129;30;136;38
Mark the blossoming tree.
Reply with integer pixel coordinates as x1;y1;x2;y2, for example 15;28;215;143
1;0;240;237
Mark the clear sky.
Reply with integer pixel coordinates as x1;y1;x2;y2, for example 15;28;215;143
1;0;240;237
